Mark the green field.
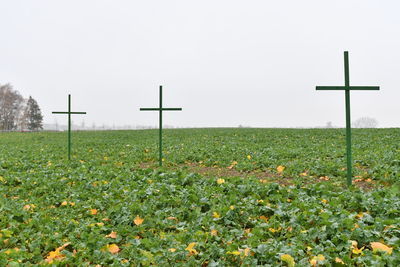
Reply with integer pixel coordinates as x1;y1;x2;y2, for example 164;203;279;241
1;128;399;266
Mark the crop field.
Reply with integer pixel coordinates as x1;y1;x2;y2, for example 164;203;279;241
0;128;399;266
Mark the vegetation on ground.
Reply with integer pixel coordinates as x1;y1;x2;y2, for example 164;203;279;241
0;128;399;265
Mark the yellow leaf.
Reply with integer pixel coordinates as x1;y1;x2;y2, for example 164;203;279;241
217;178;225;184
352;247;364;254
106;231;117;239
277;165;285;173
211;229;218;236
23;204;35;210
259;216;268;222
90;209;98;215
212;212;220;219
310;254;325;266
227;161;238;169
169;248;176;252
371;242;393;255
247;155;252;160
45;243;70;264
106;244;120;254
227;250;241;256
229;205;235;210
351;223;360;231
61;201;68;206
268;227;281;233
4;248;19;255
319;176;330;181
281;254;295;267
335;257;345;264
350;240;364;255
134;215;144;226
243;247;252;257
355;212;364;219
185;242;198;256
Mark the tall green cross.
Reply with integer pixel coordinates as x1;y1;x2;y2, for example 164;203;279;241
316;51;380;186
140;85;182;167
52;94;87;160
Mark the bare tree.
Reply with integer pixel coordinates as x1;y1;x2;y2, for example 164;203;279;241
0;84;24;130
353;117;378;128
16;98;29;131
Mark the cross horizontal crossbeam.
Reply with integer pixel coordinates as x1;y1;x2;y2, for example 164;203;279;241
52;111;87;114
316;86;379;91
140;108;182;111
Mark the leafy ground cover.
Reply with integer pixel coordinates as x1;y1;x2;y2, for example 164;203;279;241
0;128;399;266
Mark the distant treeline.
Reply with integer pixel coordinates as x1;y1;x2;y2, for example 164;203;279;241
0;83;43;131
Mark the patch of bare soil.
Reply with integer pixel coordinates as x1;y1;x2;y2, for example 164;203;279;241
136;161;379;191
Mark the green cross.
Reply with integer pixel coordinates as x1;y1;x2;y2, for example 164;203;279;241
140;85;182;167
316;51;380;186
52;94;87;160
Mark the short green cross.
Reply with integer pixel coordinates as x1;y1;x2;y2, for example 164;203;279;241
140;85;182;167
52;94;87;160
316;51;380;186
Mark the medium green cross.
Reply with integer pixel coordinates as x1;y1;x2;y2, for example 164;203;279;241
140;85;182;167
316;51;380;186
52;94;87;160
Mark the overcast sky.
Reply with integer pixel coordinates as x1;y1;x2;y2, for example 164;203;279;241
1;0;399;128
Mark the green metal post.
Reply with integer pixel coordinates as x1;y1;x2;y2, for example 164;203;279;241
316;51;379;187
68;94;71;160
344;52;352;186
52;94;86;160
159;86;163;167
139;86;182;167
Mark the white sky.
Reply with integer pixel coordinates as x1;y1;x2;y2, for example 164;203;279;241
1;0;399;128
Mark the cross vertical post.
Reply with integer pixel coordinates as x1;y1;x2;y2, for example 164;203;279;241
344;52;352;185
68;94;72;160
140;85;182;167
52;94;87;160
159;86;163;166
316;51;379;186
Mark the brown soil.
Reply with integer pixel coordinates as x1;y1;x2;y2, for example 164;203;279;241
137;161;379;191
